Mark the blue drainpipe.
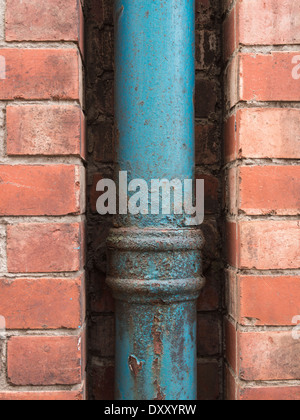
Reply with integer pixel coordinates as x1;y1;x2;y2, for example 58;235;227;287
107;0;204;400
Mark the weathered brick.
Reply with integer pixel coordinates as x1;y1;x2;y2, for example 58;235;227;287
227;221;300;270
0;165;84;216
223;6;236;61
90;173;104;213
89;270;115;314
225;365;237;401
224;55;239;109
226;53;300;107
201;219;221;263
240;52;300;102
226;324;300;381
225;320;237;374
0;390;83;401
223;0;300;402
195;123;220;166
7;336;82;385
92;121;114;163
0;0;88;401
226;167;237;215
7;104;85;157
224;114;237;163
222;0;232;14
238;0;300;46
238;275;300;327
197;265;221;312
197;313;221;357
0;49;80;100
0;225;6;273
196;172;220;214
225;108;300;162
239;166;300;215
90;315;115;357
225;269;237;321
239;330;300;381
195;78;217;118
240;221;300;270
196;0;214;25
88;0;113;26
196;30;219;72
0;276;84;329
6;0;84;47
224;0;300;63
225;221;240;268
239;386;300;401
7;222;84;273
89;363;114;401
197;361;220;401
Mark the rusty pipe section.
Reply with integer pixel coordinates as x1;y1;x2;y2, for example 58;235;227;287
107;0;204;400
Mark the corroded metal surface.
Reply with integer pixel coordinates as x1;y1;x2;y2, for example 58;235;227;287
107;0;204;400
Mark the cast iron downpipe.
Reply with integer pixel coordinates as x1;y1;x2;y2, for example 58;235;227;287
107;0;204;400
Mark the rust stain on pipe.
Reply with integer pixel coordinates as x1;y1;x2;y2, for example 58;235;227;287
128;355;143;377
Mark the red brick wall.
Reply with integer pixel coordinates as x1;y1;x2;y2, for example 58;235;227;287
0;0;86;400
223;0;300;400
0;0;299;401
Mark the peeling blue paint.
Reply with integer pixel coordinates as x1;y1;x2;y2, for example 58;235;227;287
107;0;204;400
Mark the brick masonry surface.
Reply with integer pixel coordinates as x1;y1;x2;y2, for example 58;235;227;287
223;0;300;400
0;0;299;401
0;0;86;401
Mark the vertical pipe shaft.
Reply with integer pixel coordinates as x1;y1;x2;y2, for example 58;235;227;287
107;0;204;400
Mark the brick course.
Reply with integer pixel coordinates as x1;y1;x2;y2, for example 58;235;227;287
224;0;300;400
0;0;86;400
